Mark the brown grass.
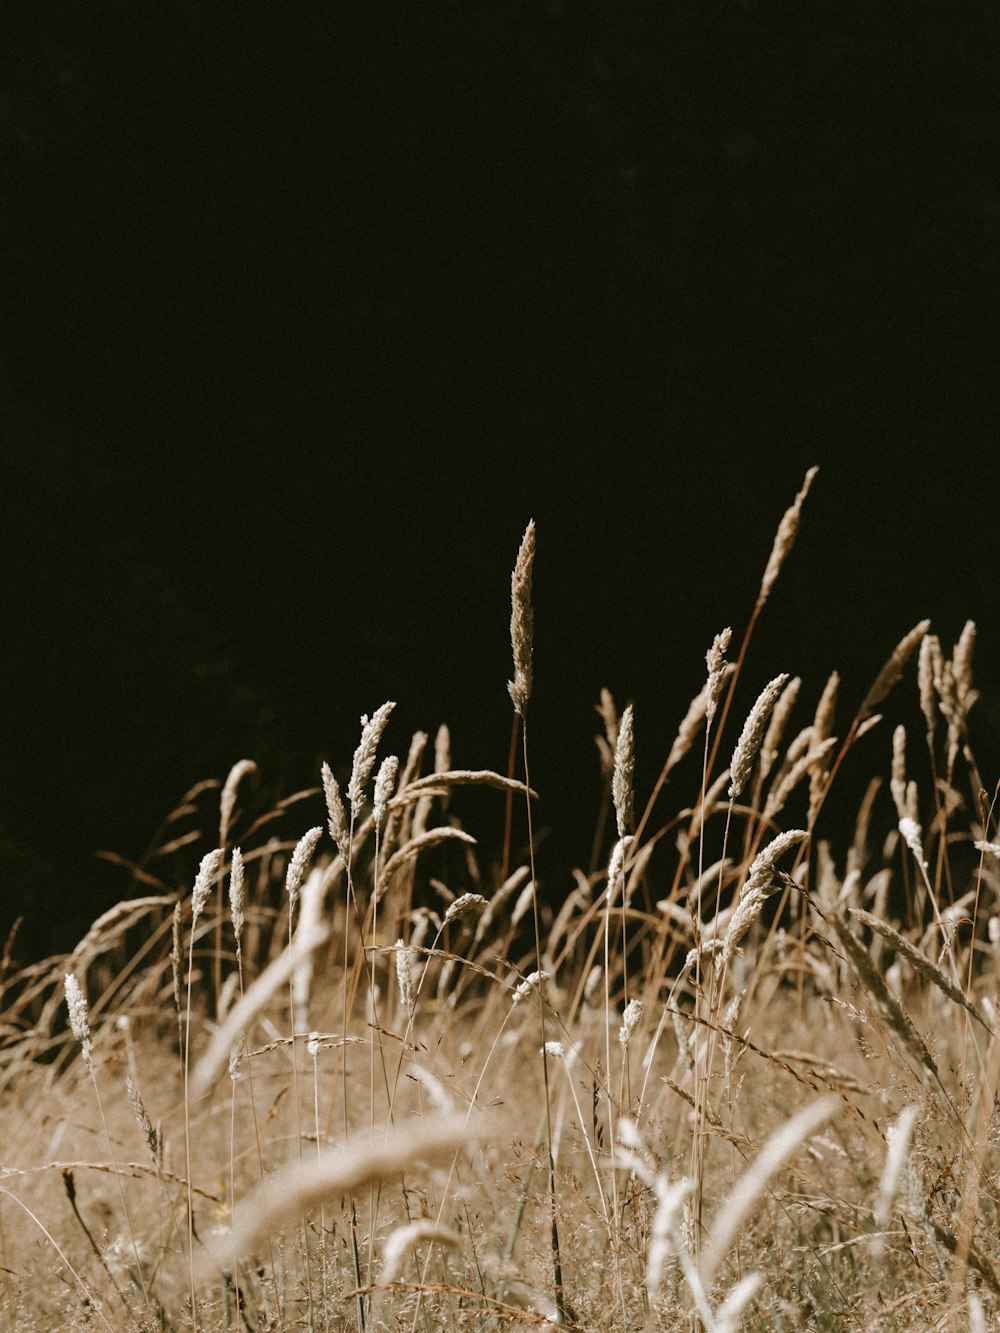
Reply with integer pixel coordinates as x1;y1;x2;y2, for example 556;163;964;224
3;468;999;1331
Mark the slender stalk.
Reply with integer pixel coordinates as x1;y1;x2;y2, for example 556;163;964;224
184;922;200;1328
520;719;565;1322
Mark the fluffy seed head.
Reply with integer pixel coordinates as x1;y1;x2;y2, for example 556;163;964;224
191;848;224;923
321;762;350;861
444;893;488;926
698;1096;839;1287
705;627;733;725
607;835;633;900
394;940;416;1021
729;675;789;799
512;970;549;1004
874;1104;920;1232
201;1115;482;1273
667;673;731;771
285;826;323;916
716;1274;766;1333
860;619;931;717
597;687;620;753
758;465;818;608
229;847;246;949
292;866;327;1025
812;670;839;745
619;998;643;1048
899;815;928;871
381;1221;463;1289
721;829;807;968
918;634;940;741
433;725;451;810
126;1076;162;1167
953;619;977;707
64;973;92;1069
191;920;330;1098
228;1036;245;1084
760;676;801;782
348;702;396;818
748;827;808;884
507;520;535;716
612;704;635;837
219;759;257;846
511;879;535;927
373;754;399;831
647;1178;694;1299
890;725;908;822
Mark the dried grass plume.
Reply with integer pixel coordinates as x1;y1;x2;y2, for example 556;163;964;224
508;520;535;716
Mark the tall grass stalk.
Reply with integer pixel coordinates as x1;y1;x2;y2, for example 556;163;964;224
507;520;564;1321
183;849;223;1329
228;846;282;1318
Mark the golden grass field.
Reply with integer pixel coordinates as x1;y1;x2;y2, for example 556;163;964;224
2;468;998;1331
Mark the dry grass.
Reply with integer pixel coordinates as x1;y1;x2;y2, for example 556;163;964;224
3;468;999;1331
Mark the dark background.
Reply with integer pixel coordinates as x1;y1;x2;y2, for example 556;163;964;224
2;1;999;960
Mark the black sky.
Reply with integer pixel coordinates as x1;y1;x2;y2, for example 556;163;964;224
2;1;999;958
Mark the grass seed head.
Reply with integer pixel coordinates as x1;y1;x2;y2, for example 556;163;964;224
612;703;635;836
228;1035;245;1083
757;465;818;608
668;672;731;771
201;1115;481;1273
647;1178;694;1299
229;847;245;950
285;826;323;916
373;754;399;830
607;835;633;899
918;633;940;741
512;970;549;1004
191;848;224;923
760;674;800;781
219;759;257;846
64;973;92;1069
597;686;620;752
321;762;350;861
125;1076;162;1168
953;618;977;707
443;892;488;926
812;669;839;744
619;998;643;1048
395;939;416;1020
729;674;789;799
874;1103;920;1233
511;878;535;927
705;627;733;725
898;815;927;871
348;702;396;817
699;1095;839;1288
890;725;909;822
380;1221;463;1289
507;519;535;716
860;619;931;717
